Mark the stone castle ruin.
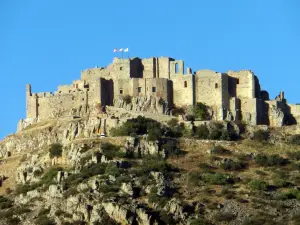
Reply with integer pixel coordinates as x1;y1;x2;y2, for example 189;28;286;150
24;57;300;128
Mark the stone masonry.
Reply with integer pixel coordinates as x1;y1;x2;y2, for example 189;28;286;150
24;57;300;127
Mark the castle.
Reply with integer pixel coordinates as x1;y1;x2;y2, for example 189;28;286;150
25;57;300;127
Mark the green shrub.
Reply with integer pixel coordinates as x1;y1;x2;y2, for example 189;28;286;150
255;154;289;167
248;179;267;191
187;171;201;186
49;143;63;158
147;127;162;141
63;187;78;198
208;128;222;140
105;163;122;177
287;151;300;160
15;182;41;195
210;145;231;155
159;211;175;224
214;212;236;222
194;102;209;120
194;125;209;139
63;163;106;189
6;217;21;225
0;196;13;209
253;130;269;142
171;107;185;117
221;160;247;171
101;143;120;160
141;157;175;174
167;118;178;128
122;95;132;104
36;215;55;225
161;139;183;157
289;134;300;145
189;218;211;225
203;172;229;185
110;116;162;137
278;188;300;200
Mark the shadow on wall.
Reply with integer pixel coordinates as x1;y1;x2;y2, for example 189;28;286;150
261;101;297;126
101;79;114;106
167;80;173;108
228;76;238;97
285;105;297;125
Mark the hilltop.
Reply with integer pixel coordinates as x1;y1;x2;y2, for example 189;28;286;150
1;58;300;225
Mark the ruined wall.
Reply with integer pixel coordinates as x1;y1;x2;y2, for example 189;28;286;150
142;58;156;78
113;58;130;79
115;79;131;98
170;60;184;77
288;104;300;124
227;70;256;99
194;70;226;120
130;58;143;78
157;57;170;79
172;74;194;107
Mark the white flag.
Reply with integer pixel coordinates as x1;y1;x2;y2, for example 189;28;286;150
119;48;124;52
113;48;118;52
124;48;129;52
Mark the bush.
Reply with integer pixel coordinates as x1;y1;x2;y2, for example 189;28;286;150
49;143;63;158
248;179;267;191
255;154;289;167
101;142;120;160
0;196;13;209
40;167;63;184
287;151;300;160
279;188;300;200
214;212;236;222
171;107;185;117
187;171;201;186
253;130;269;142
167;118;178;128
202;172;229;185
194;125;209;139
6;217;21;225
36;215;55;225
122;95;132;104
208;128;222;140
289;134;300;145
110;116;162;137
141;157;175;174
147;127;162;141
161;139;183;157
194;103;209;120
210;146;231;155
221;160;247;171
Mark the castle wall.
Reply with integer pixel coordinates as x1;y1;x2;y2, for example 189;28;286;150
157;57;170;79
194;70;226;120
227;70;255;99
170;60;184;77
115;79;130;98
142;58;156;78
172;74;194;107
288;104;300;124
113;58;130;79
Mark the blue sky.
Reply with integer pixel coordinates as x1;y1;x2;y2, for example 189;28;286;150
0;0;299;139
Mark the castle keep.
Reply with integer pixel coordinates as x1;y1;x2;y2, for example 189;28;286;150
25;57;300;127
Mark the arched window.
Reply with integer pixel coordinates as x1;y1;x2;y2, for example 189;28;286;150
215;83;218;89
175;63;179;73
184;81;187;88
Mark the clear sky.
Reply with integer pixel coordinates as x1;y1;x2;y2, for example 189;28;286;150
0;0;299;139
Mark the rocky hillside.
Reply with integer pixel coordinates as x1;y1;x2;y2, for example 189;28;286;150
1;114;300;225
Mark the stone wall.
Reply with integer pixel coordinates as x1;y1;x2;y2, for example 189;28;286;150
23;56;299;128
194;70;225;120
289;104;300;123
